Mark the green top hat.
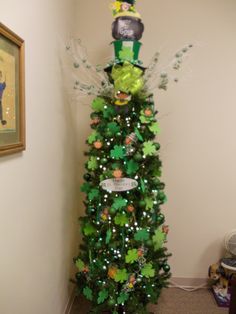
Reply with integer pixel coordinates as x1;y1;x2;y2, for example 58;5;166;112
117;0;136;4
113;40;142;62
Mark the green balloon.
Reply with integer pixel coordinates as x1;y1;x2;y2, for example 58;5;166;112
109;207;117;214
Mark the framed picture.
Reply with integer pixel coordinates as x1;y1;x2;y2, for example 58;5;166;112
0;23;25;156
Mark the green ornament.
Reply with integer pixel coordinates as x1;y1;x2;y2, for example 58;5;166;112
157;213;165;224
83;173;92;182
101;158;108;165
163;264;171;273
139;200;146;208
134;152;143;161
95;242;102;249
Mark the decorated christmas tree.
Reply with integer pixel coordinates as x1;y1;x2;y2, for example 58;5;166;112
70;1;192;313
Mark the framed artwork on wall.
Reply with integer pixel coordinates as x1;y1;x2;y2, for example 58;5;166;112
0;23;25;156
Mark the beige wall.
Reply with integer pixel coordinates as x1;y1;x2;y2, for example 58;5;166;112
75;0;236;279
0;1;78;313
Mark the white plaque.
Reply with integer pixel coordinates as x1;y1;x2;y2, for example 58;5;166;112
100;178;138;192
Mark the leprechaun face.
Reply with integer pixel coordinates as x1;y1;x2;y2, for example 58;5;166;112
121;2;132;11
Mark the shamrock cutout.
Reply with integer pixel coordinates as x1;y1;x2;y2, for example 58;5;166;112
112;197;127;210
97;289;109;304
152;228;166;251
114;213;129;226
88;188;99;201
83;286;93;301
114;268;129;283
83;223;96;236
107;122;121;135
110;145;126;160
126;159;139;175
76;258;85;271
80;182;91;193
134;229;150;241
144;197;154;210
149;122;161;135
103;106;116;119
117;292;129;305
143;141;156;156
119;47;134;61
87;157;98;170
88;131;100;144
141;263;155;278
91;97;106;112
125;249;138;264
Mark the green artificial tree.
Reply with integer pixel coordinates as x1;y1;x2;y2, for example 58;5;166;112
72;1;175;313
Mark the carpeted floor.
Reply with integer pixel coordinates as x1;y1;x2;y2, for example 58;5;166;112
71;288;228;314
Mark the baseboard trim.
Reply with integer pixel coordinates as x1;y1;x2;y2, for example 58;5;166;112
64;286;76;314
171;277;208;288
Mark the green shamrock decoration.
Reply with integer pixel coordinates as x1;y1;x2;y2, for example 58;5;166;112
110;145;126;160
75;258;85;271
88;188;99;201
83;286;93;301
143;141;156;156
119;47;134;61
114;269;129;283
112;197;127;210
103;106;116;119
117;292;129;305
80;182;91;193
114;213;129;226
87;157;98;170
83;223;96;236
125;249;139;264
107;122;121;135
134;229;150;241
152;228;166;251
144;197;154;210
88;131;100;144
141;263;155;278
97;289;109;304
126;159;139;175
149;122;161;135
92;97;106;112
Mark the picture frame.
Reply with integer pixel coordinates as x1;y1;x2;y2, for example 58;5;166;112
0;23;25;156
